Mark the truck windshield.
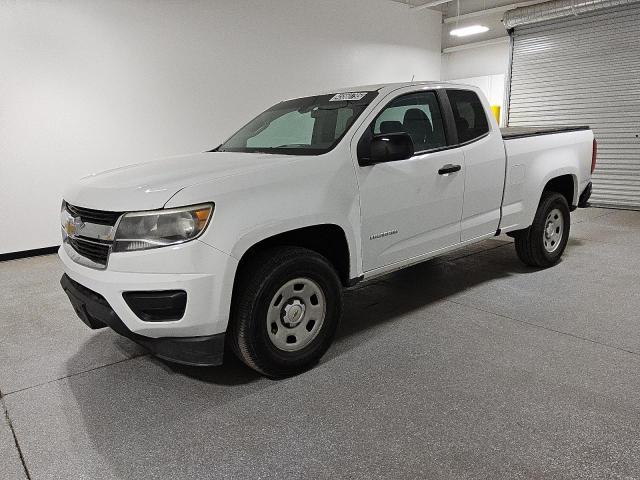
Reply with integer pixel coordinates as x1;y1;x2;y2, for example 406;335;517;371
218;91;378;155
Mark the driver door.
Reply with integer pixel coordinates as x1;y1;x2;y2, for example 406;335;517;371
354;89;465;272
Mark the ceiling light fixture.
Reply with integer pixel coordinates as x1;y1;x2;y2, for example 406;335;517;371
450;25;489;37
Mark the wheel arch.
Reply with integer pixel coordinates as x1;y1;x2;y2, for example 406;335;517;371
542;173;578;208
506;171;577;237
232;223;353;289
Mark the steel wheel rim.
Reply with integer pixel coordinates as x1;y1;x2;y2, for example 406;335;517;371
543;208;564;253
266;277;326;352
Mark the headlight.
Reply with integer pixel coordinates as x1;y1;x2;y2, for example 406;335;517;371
113;203;213;252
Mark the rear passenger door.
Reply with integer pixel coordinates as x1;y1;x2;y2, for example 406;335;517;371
446;89;506;241
355;89;466;272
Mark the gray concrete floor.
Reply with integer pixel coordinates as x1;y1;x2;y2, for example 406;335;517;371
1;207;640;479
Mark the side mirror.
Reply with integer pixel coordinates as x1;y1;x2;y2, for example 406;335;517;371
368;132;414;165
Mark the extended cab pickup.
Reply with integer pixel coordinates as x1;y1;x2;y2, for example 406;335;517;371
59;82;596;377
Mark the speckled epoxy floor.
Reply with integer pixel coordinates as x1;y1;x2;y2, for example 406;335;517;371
2;207;640;479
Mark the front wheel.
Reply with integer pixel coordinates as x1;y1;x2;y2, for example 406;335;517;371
514;191;571;268
229;246;343;377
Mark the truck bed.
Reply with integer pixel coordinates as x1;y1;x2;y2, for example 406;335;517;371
501;125;590;140
499;125;594;234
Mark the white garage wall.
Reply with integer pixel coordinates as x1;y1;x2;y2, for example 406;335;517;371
441;41;510;80
448;74;506;125
0;0;442;255
441;40;509;125
449;75;505;106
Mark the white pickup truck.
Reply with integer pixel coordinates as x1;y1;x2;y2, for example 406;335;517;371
59;82;596;377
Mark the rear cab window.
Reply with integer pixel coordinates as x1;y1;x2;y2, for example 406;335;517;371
446;89;489;144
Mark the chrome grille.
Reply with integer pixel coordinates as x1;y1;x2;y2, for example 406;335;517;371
63;202;122;269
67;237;111;266
65;202;123;226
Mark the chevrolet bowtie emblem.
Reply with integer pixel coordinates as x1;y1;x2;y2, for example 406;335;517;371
65;216;85;237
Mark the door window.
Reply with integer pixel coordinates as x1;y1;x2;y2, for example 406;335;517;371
446;89;489;143
373;91;447;153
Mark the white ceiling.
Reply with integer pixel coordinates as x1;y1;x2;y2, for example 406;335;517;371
390;0;548;50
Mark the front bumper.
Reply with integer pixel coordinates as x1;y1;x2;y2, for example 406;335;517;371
61;273;225;366
59;239;238;338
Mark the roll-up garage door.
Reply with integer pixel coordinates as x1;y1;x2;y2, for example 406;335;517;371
507;3;640;209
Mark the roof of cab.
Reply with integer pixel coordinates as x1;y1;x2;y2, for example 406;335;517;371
324;81;463;95
279;81;480;104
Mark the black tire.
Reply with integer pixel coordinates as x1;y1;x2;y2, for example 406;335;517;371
514;191;571;268
229;246;343;377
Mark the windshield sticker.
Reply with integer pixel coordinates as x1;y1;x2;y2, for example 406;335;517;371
329;92;368;102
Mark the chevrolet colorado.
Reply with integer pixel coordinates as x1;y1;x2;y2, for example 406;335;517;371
59;82;596;377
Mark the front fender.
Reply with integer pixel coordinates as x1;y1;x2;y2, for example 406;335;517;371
165;147;363;279
217;216;359;279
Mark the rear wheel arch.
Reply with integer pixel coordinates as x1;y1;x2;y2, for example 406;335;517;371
542;173;577;208
507;173;576;239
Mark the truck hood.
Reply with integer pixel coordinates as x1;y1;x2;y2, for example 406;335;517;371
64;152;293;211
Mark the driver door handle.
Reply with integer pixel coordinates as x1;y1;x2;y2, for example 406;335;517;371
438;164;461;175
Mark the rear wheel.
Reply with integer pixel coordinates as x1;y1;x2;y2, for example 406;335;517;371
514;192;571;268
229;246;343;377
